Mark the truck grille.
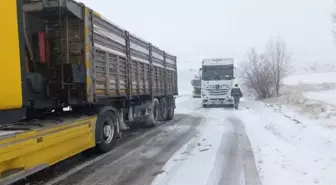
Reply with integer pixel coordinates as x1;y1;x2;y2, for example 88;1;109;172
209;89;229;95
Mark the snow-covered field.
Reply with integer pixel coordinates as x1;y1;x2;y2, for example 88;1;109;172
283;72;336;86
291;60;336;75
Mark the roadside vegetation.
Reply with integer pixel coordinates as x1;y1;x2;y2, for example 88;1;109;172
241;37;292;99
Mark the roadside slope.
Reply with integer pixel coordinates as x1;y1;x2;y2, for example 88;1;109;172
237;101;336;185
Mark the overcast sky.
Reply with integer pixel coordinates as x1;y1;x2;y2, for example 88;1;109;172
79;0;335;70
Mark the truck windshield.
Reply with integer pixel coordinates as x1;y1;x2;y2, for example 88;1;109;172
202;66;234;80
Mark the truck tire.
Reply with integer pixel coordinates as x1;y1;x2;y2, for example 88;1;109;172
145;98;160;126
160;98;168;121
166;98;175;121
95;111;118;153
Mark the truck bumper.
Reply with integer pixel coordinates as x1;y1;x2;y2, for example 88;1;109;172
202;97;234;105
193;94;201;98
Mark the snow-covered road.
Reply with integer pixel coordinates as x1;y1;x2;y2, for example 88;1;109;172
152;97;261;185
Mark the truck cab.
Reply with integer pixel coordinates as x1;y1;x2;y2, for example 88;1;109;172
191;75;201;98
201;58;235;107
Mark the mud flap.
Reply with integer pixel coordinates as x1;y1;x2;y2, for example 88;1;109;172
118;109;129;131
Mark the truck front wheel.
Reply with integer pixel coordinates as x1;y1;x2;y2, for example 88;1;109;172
95;111;118;153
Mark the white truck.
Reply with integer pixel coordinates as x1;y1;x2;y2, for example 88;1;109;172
201;58;235;107
191;75;201;98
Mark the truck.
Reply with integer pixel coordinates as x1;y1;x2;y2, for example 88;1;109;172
200;58;235;107
190;75;201;98
0;0;178;184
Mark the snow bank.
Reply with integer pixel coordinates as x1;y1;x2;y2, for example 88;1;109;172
236;101;336;185
304;89;336;106
265;88;336;119
283;72;336;86
267;72;336;119
264;73;336;119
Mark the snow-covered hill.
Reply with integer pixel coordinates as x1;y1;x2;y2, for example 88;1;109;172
291;60;336;75
283;72;336;86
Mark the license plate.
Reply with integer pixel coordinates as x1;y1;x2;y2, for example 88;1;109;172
216;100;223;104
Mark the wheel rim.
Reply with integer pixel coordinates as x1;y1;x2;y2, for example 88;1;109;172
102;118;114;143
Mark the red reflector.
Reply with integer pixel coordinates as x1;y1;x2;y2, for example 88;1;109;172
39;32;45;63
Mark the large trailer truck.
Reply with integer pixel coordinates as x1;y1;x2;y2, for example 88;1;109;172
0;0;178;184
201;58;235;107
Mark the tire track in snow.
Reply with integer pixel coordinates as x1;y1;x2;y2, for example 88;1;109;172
210;124;242;185
216;116;261;185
